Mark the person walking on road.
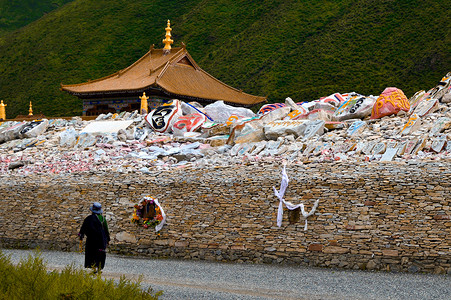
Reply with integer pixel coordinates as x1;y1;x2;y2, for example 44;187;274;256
78;202;110;273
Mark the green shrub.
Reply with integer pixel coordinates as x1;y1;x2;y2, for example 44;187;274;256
0;250;162;300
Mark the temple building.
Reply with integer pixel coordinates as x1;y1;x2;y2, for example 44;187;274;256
61;21;266;116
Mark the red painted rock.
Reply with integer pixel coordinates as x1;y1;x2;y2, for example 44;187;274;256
371;87;410;119
172;113;207;136
145;100;182;133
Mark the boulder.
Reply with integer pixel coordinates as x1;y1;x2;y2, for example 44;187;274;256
145;99;183;133
264;120;309;140
302;120;325;141
59;128;78;148
20;119;49;138
335;96;376;121
172;113;206;136
370;87;410;119
257;103;287;115
204;101;255;122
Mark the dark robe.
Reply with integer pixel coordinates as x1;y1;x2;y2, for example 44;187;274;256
79;213;110;269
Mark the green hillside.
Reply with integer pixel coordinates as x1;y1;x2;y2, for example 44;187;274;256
0;0;450;118
0;0;73;35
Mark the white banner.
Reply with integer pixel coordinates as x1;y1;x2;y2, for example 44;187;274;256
273;165;319;230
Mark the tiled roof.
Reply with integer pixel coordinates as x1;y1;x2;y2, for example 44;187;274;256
61;47;266;106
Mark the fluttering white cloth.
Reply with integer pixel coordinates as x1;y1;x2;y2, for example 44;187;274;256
273;165;319;230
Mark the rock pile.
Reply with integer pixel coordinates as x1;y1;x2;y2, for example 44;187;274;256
0;72;450;175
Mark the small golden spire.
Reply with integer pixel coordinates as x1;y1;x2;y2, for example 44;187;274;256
139;92;149;115
29;101;33;116
0;100;6;120
162;20;173;52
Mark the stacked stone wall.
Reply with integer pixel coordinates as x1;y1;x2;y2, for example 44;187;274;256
0;160;450;274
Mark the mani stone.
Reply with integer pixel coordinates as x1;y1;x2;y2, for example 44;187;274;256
347;120;367;137
413;97;439;117
404;138;418;155
362;141;376;156
431;135;447;153
372;142;387;155
172;113;206;136
371;87;410;119
302;120;325;141
380;141;398;162
400;114;421;135
264;120;309;139
429;117;451;136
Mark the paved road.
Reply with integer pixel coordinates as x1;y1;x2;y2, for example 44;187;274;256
2;249;450;300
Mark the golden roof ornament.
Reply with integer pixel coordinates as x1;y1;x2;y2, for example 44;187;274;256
29;101;33;116
0;100;6;120
162;20;173;53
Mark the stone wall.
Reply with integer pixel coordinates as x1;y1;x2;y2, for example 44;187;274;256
0;160;450;274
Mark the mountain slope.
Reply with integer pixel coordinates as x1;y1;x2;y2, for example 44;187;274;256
0;0;449;118
0;0;73;35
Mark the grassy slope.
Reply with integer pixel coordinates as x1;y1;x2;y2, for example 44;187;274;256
0;0;450;118
0;0;73;35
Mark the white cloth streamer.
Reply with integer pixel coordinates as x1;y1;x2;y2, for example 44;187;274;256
273;165;319;230
154;198;166;232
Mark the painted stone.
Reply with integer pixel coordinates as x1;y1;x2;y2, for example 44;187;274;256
362;141;376;156
257;103;286;115
347;120;367;137
372;142;387;155
335;96;376;121
431;135;447;153
353;141;366;154
380;141;398;161
293;109;334;122
319;93;345;107
413;97;439;117
370;87;410;119
428;72;451;100
407;90;427;114
284;108;308;120
204;101;255;123
264;120;309;140
429;117;451;136
302;120;325;141
412;136;427;155
400;114;421;135
20;119;49;138
146;100;182;133
0;122;26;143
404;138;419;155
172;113;207;136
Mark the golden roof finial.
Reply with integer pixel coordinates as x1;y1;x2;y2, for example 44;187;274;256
29;101;33;116
162;19;173;52
0;100;6;120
